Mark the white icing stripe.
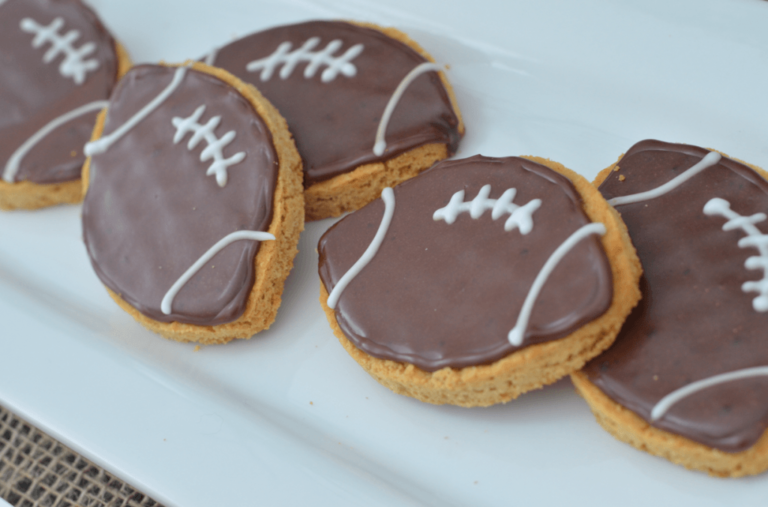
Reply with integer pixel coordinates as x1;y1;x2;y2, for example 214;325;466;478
507;222;607;346
20;17;100;85
327;187;395;309
703;197;768;312
433;184;541;234
246;37;363;83
373;62;445;157
204;48;218;66
607;151;722;207
2;100;108;183
161;230;275;315
172;105;246;187
85;66;189;157
651;367;768;421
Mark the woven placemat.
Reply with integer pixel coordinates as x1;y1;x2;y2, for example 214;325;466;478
0;404;164;507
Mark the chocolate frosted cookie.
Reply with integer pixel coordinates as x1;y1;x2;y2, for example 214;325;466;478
205;20;464;221
318;155;641;407
0;0;130;210
82;63;303;344
573;140;768;477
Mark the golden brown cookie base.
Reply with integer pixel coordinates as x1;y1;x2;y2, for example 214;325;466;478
0;179;82;211
0;41;131;211
572;146;768;477
319;156;642;407
304;22;464;222
83;62;304;344
571;371;768;477
305;143;447;221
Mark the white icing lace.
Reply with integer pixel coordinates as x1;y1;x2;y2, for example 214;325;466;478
508;222;606;346
704;197;768;312
433;184;541;234
327;188;395;309
20;17;99;85
161;230;275;315
204;48;218;66
608;152;722;207
651;367;768;421
246;37;364;83
3;100;108;183
85;66;190;158
373;62;445;157
172;105;246;188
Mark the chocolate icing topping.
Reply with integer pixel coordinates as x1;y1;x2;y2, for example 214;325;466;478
0;0;118;184
82;65;278;326
209;21;462;186
584;139;768;452
318;155;613;371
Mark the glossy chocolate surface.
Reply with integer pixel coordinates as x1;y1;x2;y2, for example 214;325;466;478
210;21;461;186
0;0;117;184
318;156;612;371
584;140;768;452
82;65;278;326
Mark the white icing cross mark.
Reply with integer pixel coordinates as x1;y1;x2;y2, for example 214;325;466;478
20;17;99;85
327;187;395;309
373;62;445;157
172;105;246;187
608;151;722;207
703;197;768;312
246;37;364;83
161;230;275;315
433;184;542;234
651;367;768;421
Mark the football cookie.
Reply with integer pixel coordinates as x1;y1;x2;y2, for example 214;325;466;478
0;0;130;210
204;20;464;221
82;62;303;344
573;140;768;477
318;155;641;407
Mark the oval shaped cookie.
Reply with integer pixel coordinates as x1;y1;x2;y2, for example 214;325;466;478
206;20;464;220
573;139;768;477
0;0;130;210
82;63;303;343
318;155;640;406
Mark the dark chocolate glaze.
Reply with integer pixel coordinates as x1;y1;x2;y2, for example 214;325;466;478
82;65;278;326
209;21;462;186
584;140;768;452
318;156;613;371
0;0;118;184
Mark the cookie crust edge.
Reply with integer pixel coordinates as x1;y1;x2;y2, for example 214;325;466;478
319;156;642;407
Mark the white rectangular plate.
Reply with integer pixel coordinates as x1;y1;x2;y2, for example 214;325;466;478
2;0;768;505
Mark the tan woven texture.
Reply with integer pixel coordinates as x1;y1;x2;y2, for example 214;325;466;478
0;405;162;507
